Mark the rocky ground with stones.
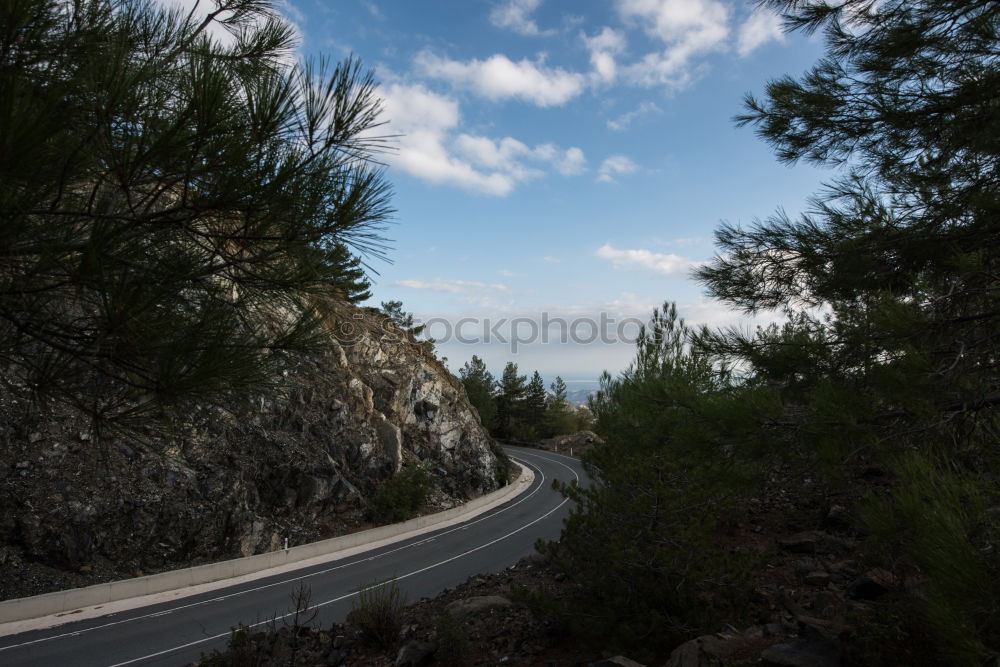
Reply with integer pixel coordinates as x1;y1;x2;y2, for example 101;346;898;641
196;456;898;666
0;306;507;602
193;553;610;667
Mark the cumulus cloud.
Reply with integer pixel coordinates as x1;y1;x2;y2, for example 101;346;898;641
596;155;638;183
452;136;585;179
737;9;785;56
378;83;585;196
379;83;508;195
596;243;699;276
415;51;586;107
454;135;545;182
582;27;627;84
381;82;460;135
490;0;553;36
615;0;730;87
394;278;510;294
607;101;661;130
558;147;587;175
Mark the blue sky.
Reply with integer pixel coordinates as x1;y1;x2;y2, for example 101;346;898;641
178;0;833;383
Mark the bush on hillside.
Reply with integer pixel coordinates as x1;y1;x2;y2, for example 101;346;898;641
368;466;433;523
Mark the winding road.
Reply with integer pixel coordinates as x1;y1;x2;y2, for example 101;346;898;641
0;447;584;666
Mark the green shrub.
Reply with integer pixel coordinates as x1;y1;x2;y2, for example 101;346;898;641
433;612;469;666
346;577;406;649
493;450;514;487
542;304;765;658
368;465;433;523
856;450;1000;665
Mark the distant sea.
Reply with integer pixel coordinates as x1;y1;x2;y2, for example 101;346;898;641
546;378;601;407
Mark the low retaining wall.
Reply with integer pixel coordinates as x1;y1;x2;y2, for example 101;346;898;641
0;462;533;625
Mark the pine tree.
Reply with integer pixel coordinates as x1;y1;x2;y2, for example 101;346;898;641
698;0;1000;426
572;404;595;432
543;304;770;656
546;376;576;436
693;2;1000;661
523;371;547;439
322;242;372;304
495;362;526;439
459;355;497;431
0;0;393;432
378;300;426;337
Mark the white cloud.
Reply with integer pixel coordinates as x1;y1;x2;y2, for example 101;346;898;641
616;0;730;87
490;0;553;36
378;83;584;195
499;269;518;277
454;135;544;182
362;1;385;21
582;27;627;85
737;9;785;56
379;83;511;195
381;82;460;135
679;297;787;329
584;25;628;54
415;51;585;107
394;278;510;294
556;146;587;175
596;155;638;183
596;243;699;276
607;101;661;130
543;256;561;263
458;135;586;180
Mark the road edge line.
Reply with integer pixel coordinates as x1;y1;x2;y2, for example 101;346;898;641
0;460;533;629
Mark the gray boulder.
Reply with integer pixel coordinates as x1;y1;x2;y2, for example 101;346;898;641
394;640;433;667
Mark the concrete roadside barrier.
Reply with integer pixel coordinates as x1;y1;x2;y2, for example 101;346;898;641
0;462;533;625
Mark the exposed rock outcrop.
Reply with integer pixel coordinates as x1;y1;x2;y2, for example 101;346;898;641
539;430;603;455
0;306;503;600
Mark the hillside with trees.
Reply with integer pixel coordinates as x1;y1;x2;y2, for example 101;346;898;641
458;356;593;442
5;0;999;664
0;0;507;600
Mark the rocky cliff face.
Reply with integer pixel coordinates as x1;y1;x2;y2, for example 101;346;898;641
0;307;503;600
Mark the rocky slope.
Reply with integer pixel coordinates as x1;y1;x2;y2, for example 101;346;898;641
0;306;505;601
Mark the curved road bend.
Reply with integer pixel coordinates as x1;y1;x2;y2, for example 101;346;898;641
0;447;585;666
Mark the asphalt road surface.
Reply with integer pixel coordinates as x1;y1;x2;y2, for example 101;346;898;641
0;447;584;666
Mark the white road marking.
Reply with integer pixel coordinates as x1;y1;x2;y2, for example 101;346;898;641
512;448;582;484
1;462;536;638
108;461;570;667
0;452;573;661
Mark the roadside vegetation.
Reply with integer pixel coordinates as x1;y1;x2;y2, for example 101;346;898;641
347;578;407;650
538;1;1000;663
9;0;999;664
367;465;433;524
